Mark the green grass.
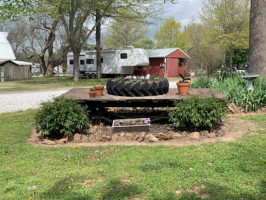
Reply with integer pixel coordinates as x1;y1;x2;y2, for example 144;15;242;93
0;111;265;199
0;76;107;93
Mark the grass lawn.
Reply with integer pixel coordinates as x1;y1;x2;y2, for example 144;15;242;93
0;76;107;93
0;111;265;199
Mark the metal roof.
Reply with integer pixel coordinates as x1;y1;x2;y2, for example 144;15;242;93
146;48;189;58
0;60;32;66
0;32;16;60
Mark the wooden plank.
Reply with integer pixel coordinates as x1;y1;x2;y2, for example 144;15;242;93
60;88;227;108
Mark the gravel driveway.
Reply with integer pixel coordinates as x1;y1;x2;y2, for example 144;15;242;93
0;90;68;114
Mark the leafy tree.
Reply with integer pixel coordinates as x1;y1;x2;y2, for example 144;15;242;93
248;0;266;76
226;48;248;69
200;0;250;71
154;17;182;48
103;18;149;48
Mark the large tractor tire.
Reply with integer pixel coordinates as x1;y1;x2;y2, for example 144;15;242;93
106;78;169;97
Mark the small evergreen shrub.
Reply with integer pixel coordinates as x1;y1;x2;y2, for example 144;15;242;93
35;98;89;138
168;96;227;130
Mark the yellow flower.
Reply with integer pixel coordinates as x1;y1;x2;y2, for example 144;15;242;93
68;186;71;189
29;197;32;200
82;185;85;189
72;146;77;149
237;141;241;144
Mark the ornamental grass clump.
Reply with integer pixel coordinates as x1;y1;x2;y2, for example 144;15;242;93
168;96;227;131
35;98;89;138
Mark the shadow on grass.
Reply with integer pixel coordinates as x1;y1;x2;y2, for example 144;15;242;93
40;177;143;200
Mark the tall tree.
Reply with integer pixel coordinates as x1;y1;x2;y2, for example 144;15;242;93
200;0;250;71
248;0;266;76
154;17;182;48
103;18;149;48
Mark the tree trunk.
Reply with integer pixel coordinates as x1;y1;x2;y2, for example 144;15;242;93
96;9;102;79
39;56;47;76
248;0;266;77
73;49;80;82
222;49;226;70
46;46;55;77
229;48;233;72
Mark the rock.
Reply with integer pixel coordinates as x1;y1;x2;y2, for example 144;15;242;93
73;133;82;142
119;133;126;142
156;133;169;140
81;135;90;143
189;132;200;140
181;131;188;137
111;134;119;141
168;131;175;139
201;130;209;137
208;131;216;138
216;126;226;137
42;138;56;145
145;134;158;143
125;133;133;141
95;133;101;141
135;132;145;142
57;137;68;144
88;133;100;142
100;135;111;142
172;133;182;140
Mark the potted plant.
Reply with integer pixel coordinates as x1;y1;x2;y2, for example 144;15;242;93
94;84;104;96
89;88;96;98
176;73;191;95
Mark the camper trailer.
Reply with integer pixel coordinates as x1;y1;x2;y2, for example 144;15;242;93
67;47;149;78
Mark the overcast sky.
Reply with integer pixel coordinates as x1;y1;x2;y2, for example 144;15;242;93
147;0;204;38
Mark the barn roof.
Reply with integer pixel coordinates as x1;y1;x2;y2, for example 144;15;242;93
0;32;16;60
0;60;32;66
147;48;190;58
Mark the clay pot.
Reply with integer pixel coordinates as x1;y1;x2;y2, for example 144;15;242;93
177;82;191;95
89;91;96;98
94;86;104;96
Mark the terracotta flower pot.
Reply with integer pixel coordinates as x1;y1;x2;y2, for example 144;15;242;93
89;91;96;98
177;82;191;95
94;86;104;96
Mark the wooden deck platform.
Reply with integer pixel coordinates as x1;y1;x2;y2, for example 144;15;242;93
61;88;227;108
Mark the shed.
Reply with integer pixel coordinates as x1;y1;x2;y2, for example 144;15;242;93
0;60;31;81
134;48;190;77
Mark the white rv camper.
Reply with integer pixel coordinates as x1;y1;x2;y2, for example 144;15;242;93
67;47;149;77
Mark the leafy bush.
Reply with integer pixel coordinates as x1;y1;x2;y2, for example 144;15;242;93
191;77;213;88
168;96;227;130
35;98;89;138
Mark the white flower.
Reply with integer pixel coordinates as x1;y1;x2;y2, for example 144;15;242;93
145;74;150;80
132;76;137;79
32;186;37;190
27;187;31;191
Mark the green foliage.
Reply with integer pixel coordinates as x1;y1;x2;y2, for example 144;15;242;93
191;77;213;88
168;96;227;130
103;17;149;48
154;17;183;48
191;73;266;112
90;88;95;92
226;48;249;67
35;98;89;138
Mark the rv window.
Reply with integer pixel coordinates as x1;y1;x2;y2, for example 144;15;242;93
69;60;73;65
120;53;127;59
86;59;94;64
80;60;85;65
101;58;103;63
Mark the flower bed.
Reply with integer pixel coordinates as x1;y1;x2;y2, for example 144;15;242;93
112;118;150;132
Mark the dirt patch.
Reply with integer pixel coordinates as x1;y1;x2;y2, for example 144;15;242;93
28;115;264;147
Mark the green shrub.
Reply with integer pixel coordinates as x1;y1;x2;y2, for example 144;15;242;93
191;77;213;88
168;96;227;130
35;98;89;138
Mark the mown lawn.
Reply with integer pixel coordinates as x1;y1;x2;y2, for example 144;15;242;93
0;111;265;199
0;76;107;93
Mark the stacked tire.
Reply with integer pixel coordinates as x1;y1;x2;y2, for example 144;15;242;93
107;78;169;97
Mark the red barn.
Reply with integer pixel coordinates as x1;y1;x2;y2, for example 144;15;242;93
134;48;190;78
